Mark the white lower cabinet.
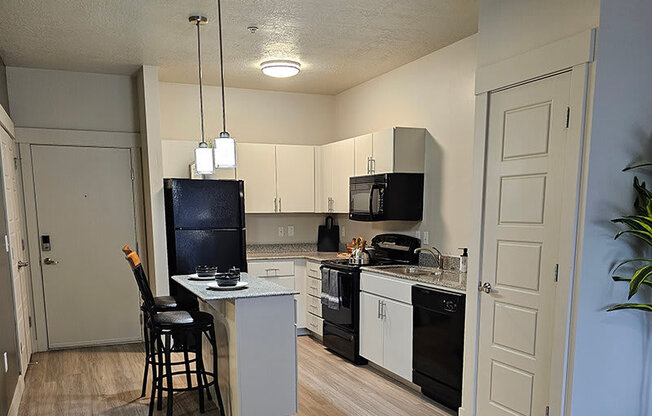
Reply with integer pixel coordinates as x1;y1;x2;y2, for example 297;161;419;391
360;272;414;381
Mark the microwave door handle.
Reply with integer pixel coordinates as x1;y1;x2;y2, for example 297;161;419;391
369;184;381;219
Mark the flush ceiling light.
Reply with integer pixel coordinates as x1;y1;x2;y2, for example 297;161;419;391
261;60;301;78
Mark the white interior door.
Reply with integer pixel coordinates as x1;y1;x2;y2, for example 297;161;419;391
275;145;314;213
31;145;141;348
0;131;32;370
476;72;571;415
236;143;277;213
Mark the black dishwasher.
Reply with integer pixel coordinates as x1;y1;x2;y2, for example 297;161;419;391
412;285;465;411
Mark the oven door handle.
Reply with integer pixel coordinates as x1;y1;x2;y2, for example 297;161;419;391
369;184;382;220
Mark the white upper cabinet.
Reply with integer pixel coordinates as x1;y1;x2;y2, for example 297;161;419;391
354;127;426;175
276;145;315;213
236;143;277;213
353;133;373;176
320;138;354;213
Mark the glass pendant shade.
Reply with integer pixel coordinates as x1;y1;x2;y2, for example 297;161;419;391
195;142;215;174
213;136;236;168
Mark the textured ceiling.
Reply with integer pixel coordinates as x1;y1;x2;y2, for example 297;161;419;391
0;0;478;95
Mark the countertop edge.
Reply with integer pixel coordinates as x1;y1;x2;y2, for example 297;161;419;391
172;274;299;301
360;266;467;294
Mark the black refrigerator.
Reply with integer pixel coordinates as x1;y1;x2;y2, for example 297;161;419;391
164;179;248;283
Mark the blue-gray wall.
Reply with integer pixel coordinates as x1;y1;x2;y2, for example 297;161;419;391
570;1;652;415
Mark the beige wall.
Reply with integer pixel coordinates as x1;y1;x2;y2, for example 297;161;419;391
246;214;330;245
159;82;335;145
6;67;139;132
334;35;477;255
477;0;599;67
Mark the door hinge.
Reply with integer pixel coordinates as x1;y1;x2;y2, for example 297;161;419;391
28;316;32;328
13;157;18;170
130;168;135;182
4;235;8;253
565;107;570;128
554;264;559;282
21;238;25;251
546;405;550;416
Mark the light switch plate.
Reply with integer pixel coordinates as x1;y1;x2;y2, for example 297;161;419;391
278;226;285;237
287;225;295;237
423;231;429;245
341;226;346;238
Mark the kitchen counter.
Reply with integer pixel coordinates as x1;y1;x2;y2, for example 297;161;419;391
361;265;467;293
171;273;298;416
246;243;344;262
171;273;298;301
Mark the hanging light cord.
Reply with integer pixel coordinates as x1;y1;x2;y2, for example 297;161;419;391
217;0;228;136
195;18;206;144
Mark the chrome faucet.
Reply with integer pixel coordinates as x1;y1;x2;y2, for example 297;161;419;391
414;246;443;269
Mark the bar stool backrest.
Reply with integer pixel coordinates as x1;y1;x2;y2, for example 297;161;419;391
122;245;157;314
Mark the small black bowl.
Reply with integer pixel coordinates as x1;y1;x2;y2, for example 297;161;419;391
196;265;218;277
215;273;240;287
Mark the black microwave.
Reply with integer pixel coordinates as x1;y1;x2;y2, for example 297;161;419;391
349;173;424;222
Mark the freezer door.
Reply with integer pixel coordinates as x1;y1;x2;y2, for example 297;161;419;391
169;229;247;275
164;178;245;229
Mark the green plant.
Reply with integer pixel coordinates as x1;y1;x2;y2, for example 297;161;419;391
609;163;652;312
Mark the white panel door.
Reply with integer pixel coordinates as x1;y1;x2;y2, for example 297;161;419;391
0;131;31;370
476;72;571;416
275;145;315;213
353;134;373;176
330;138;354;213
382;298;413;381
31;145;141;348
372;128;394;174
236;143;277;213
359;292;384;365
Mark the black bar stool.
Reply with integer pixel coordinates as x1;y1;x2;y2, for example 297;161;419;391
122;246;197;398
123;248;225;416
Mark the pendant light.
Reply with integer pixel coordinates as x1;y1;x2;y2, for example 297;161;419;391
213;0;237;169
190;15;215;175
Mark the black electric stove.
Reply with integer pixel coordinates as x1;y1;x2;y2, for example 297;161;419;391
320;233;420;364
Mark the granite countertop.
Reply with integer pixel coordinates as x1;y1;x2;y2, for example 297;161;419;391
361;265;467;293
172;273;298;301
246;243;344;262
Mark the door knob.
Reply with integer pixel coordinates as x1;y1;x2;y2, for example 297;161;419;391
480;282;493;294
17;261;29;269
43;257;59;265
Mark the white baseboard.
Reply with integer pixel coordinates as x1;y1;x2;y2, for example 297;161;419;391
8;374;25;416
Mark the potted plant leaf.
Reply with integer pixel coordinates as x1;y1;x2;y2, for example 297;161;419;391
610;162;652;312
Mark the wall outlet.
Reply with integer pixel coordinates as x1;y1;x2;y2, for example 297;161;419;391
341;226;346;238
423;231;429;245
415;231;421;240
287;225;295;237
278;226;285;237
3;352;7;372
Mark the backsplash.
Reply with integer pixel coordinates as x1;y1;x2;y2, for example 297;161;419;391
418;252;460;271
247;243;318;254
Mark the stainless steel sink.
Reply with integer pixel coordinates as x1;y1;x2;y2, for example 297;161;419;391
381;266;443;277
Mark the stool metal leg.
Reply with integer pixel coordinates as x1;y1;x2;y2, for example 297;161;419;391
148;328;158;416
209;327;226;416
196;332;206;413
157;333;164;411
183;330;192;389
165;333;174;416
197;330;212;401
141;318;150;398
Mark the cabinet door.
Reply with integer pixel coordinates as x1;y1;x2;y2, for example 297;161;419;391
382;298;413;381
372;128;395;174
359;292;384;365
236;143;277;213
320;143;334;212
276;145;315;213
330;138;354;213
353;134;373;176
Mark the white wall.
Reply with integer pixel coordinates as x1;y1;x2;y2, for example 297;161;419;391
477;0;600;67
246;214;329;245
6;67;139;132
159;82;335;145
334;35;477;255
569;0;652;414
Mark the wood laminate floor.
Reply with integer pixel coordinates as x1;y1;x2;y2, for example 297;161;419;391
18;336;450;416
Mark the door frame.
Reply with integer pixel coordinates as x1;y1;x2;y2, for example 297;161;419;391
461;30;597;416
17;128;147;351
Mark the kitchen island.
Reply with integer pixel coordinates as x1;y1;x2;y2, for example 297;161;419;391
172;273;299;416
